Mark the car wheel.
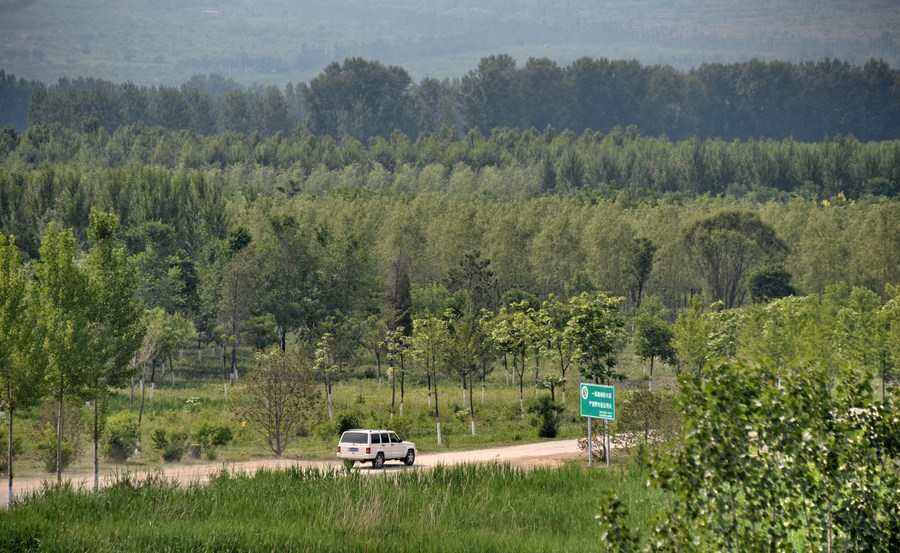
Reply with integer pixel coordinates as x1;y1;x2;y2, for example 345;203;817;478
373;452;385;469
403;449;415;466
343;459;354;470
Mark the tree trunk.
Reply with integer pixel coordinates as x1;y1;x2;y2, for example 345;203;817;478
503;353;509;385
129;376;134;413
92;395;100;493
326;377;333;420
468;371;476;436
400;354;405;417
222;345;228;397
149;360;157;399
6;393;13;509
390;361;396;417
427;372;432;408
138;369;146;426
649;356;655;392
434;380;440;418
56;380;64;483
375;350;382;385
230;345;238;385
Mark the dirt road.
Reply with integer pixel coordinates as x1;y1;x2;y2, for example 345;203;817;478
5;439;582;506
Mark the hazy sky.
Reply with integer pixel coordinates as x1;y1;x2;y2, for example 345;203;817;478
1;0;897;85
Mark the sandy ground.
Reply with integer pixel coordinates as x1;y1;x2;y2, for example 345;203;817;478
4;439;584;507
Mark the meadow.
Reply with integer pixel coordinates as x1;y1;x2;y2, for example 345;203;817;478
0;463;663;552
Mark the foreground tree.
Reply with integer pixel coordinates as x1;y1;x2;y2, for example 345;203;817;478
83;211;144;492
234;347;319;457
648;358;900;552
0;234;43;508
34;225;92;483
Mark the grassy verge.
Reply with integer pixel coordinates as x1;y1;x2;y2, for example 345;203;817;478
0;462;665;552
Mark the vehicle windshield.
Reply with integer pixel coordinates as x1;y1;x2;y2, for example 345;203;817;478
340;432;367;444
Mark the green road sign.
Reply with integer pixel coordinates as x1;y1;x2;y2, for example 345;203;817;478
580;383;615;420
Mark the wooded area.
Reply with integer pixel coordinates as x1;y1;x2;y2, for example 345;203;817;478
2;55;899;141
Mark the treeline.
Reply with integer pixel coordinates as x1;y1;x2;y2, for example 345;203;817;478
2;55;899;141
2;123;899;201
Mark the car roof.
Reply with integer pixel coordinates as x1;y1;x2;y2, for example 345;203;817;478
343;429;395;433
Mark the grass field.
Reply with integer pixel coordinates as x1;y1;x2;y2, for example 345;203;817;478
6;344;677;475
0;462;665;552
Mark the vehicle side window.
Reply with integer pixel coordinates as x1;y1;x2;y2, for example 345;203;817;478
371;433;380;444
390;432;401;443
380;433;389;444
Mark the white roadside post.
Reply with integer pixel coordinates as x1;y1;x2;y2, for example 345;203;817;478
580;383;615;468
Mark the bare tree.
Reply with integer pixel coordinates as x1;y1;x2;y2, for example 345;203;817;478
234;347;319;457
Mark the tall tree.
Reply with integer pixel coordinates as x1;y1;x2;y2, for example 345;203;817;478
684;209;788;309
632;295;675;391
83;211;144;492
256;215;320;351
565;292;627;384
0;234;43;508
624;237;657;308
34;224;92;483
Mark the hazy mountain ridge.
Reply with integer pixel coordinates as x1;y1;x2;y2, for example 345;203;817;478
1;0;896;85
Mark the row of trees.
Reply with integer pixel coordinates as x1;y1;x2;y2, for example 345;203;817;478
3;123;899;200
4;55;899;141
1;213;143;508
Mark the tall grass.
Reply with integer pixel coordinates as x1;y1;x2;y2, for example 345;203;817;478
0;463;665;552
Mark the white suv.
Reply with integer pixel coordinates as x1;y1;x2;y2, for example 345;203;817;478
336;429;416;469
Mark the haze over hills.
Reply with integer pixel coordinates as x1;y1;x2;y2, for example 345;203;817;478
1;0;897;86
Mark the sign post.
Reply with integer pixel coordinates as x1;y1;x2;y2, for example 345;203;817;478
580;383;615;467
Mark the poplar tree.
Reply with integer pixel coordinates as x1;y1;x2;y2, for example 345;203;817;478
84;211;144;492
0;234;43;508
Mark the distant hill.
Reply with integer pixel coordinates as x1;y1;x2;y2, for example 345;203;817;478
0;0;897;86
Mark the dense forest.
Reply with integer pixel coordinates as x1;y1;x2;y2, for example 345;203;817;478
1;123;898;325
2;55;899;141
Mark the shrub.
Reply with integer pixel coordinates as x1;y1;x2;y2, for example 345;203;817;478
0;431;21;474
194;423;233;460
150;428;188;462
36;428;75;472
104;413;140;463
336;412;362;435
527;395;564;438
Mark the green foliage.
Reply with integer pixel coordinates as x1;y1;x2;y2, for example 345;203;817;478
336;412;362;435
149;428;188;463
103;413;139;463
649;358;900;552
615;389;680;452
36;427;74;473
565;292;627;383
595;490;640;553
526;394;565;438
684;209;788;308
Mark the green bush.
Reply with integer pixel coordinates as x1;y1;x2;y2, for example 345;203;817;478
336;412;362;435
103;413;140;463
0;430;21;474
527;395;564;438
194;423;233;460
36;428;74;473
150;428;188;462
